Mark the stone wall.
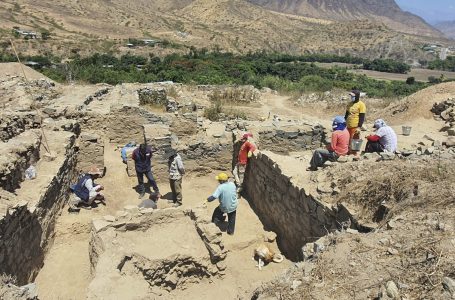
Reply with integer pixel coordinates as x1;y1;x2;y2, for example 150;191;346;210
76;132;105;174
0;130;42;192
257;122;326;154
0;133;78;284
80;106;169;145
243;152;340;261
0;112;41;142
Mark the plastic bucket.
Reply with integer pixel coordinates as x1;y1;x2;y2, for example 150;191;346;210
402;126;412;136
351;139;363;151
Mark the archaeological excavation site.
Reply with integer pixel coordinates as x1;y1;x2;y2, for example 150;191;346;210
1;62;455;300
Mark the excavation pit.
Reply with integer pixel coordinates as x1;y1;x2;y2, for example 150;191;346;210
88;208;225;298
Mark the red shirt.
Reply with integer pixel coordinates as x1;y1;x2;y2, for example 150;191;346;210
238;141;257;165
330;129;350;156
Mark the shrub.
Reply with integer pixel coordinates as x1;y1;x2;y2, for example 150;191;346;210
406;77;415;85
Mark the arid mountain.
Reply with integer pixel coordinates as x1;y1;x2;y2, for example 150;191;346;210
248;0;443;38
435;21;455;40
0;0;448;60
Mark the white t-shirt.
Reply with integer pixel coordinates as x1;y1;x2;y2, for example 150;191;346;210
376;126;398;153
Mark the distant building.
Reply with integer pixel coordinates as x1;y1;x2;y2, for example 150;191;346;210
440;48;448;60
14;28;38;39
143;39;157;45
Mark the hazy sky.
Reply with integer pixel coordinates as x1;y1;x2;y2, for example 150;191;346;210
395;0;455;24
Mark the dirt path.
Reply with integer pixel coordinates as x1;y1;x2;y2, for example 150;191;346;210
35;142;291;299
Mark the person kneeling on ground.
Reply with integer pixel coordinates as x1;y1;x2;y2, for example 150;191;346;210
365;119;398;153
167;148;185;207
69;166;105;211
206;173;238;235
308;116;350;171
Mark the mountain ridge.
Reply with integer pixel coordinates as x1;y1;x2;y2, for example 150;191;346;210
247;0;443;38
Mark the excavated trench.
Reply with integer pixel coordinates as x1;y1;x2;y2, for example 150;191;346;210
1;102;366;297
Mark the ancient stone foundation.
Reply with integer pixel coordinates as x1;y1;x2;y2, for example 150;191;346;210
0;131;78;284
244;151;341;261
88;207;226;298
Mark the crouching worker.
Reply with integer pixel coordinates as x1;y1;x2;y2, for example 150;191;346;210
206;173;238;235
69;166;105;212
365;119;397;153
308;116;350;171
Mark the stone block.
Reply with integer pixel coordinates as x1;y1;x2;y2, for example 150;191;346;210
92;219;111;233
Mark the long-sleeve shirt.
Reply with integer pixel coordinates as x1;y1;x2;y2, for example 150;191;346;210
168;154;185;180
238;140;257;165
330;129;350;156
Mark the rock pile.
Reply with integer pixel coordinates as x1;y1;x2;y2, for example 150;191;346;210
137;87;167;106
432;98;455;136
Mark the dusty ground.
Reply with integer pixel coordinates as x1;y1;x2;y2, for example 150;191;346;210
34;141;292;300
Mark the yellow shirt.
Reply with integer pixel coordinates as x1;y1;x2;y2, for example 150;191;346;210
346;101;366;128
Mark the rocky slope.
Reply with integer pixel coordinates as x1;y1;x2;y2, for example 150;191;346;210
0;0;447;58
248;0;443;37
435;20;455;40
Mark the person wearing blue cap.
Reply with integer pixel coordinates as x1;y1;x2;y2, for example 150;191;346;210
308;116;350;171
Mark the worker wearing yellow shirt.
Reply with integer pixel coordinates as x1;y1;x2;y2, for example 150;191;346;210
345;90;366;154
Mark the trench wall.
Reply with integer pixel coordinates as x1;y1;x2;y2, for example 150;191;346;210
0;134;78;284
244;152;339;261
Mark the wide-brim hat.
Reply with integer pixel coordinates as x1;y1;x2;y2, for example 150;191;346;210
87;166;102;175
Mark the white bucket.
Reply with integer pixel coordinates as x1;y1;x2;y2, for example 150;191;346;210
402;126;412;136
351;139;363;151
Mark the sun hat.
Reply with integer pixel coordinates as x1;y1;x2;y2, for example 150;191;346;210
215;173;229;181
87;166;102;176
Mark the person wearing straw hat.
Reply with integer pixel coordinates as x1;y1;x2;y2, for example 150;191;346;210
307;116;350;171
365;119;397;153
69;166;105;211
206;173;238;235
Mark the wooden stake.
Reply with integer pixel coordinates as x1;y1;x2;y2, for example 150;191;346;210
9;39;51;154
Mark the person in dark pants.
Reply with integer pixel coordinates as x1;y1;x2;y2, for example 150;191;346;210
206;173;238;235
132;143;161;199
167;148;185;207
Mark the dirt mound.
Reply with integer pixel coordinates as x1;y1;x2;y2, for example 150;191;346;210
0;63;54;81
252;157;455;299
378;82;455;124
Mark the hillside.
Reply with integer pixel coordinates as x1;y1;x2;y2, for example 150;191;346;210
0;0;448;59
435;20;455;40
248;0;443;38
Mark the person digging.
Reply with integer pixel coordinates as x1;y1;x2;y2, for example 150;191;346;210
68;166;105;212
205;173;238;235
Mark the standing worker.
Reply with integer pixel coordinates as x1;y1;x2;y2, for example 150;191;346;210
206;173;238;235
167;148;185;207
132;143;161;199
345;90;366;156
233;132;256;194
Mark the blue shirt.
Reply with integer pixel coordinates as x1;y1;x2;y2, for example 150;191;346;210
209;182;238;213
